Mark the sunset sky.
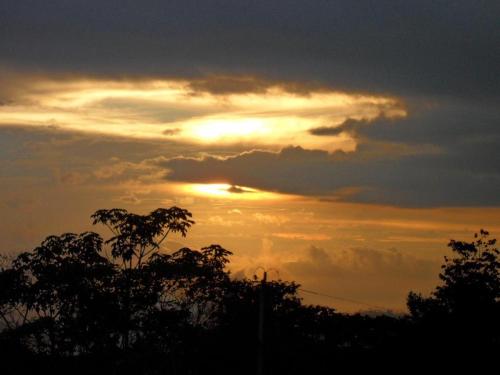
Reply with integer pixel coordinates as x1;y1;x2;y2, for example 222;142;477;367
1;1;499;312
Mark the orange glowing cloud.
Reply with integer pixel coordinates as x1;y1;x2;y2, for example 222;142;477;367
0;76;406;152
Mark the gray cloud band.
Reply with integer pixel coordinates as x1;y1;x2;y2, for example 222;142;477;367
1;1;498;99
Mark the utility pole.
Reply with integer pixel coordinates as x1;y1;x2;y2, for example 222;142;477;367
257;271;267;375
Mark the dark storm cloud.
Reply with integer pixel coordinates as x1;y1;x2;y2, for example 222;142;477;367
1;1;499;99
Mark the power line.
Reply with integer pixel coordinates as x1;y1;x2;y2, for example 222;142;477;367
252;265;391;312
298;288;389;311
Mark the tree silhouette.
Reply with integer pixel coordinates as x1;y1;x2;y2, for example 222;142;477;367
0;206;311;374
1;209;499;374
0;208;229;353
407;229;500;348
0;232;118;355
91;207;194;268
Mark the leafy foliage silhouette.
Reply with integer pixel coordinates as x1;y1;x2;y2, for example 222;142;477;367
0;209;498;374
407;229;500;349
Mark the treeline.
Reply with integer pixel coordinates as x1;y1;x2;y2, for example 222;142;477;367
0;208;499;374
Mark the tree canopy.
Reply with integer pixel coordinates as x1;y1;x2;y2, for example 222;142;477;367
407;229;500;348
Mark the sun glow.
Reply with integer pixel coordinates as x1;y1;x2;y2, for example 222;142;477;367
191;119;269;141
192;183;238;197
182;183;288;200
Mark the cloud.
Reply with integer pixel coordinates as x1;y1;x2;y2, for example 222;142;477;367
284;245;439;310
185;75;330;96
5;93;498;209
118;192;142;205
58;171;89;185
309;117;375;136
162;128;181;136
206;215;243;227
0;1;499;213
187;76;278;95
227;185;251;194
272;232;332;241
170;145;498;206
160;97;500;207
1;1;498;99
253;213;289;226
0;125;176;196
0;75;399;151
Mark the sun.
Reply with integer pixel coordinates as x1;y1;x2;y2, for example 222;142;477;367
191;183;235;197
180;183;289;200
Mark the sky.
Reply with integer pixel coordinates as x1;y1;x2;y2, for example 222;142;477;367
1;1;499;312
